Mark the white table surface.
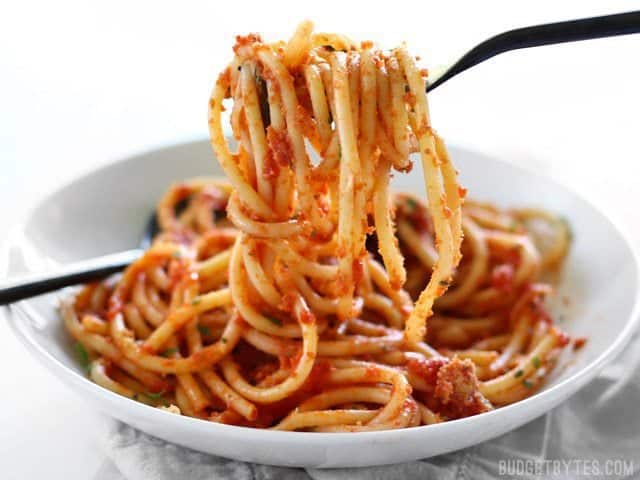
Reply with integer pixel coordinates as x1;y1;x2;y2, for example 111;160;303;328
2;1;640;478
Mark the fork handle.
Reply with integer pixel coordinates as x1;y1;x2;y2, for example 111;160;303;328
428;10;640;91
0;249;142;305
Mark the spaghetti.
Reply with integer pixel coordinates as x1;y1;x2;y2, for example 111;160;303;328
62;22;573;430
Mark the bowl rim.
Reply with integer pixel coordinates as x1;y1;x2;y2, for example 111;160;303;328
3;138;640;445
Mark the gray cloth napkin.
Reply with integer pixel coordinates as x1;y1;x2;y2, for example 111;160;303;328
94;331;640;480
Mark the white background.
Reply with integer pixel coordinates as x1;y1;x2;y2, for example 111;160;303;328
2;1;640;478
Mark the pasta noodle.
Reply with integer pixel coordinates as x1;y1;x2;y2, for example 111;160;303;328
62;22;574;431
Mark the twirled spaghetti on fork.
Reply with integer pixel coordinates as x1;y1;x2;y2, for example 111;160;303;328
62;22;574;430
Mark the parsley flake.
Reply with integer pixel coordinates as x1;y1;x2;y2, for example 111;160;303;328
532;356;541;369
522;379;535;389
406;198;417;211
160;348;177;358
197;324;211;336
514;369;524;378
143;390;168;405
191;298;202;306
221;337;228;344
74;342;91;371
266;316;282;326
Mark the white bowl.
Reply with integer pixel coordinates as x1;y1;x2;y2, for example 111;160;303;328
4;140;639;468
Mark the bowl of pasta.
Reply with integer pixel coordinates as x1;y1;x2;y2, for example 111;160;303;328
4;23;640;467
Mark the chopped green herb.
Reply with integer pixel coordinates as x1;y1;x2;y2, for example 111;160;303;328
172;250;182;258
310;229;317;238
509;221;519;232
143;390;168;405
439;280;450;287
197;324;211;336
144;390;164;400
161;348;177;358
266;316;282;326
191;298;202;306
221;337;228;344
514;369;524;378
406;198;418;211
532;356;541;369
522;379;535;389
74;342;91;371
